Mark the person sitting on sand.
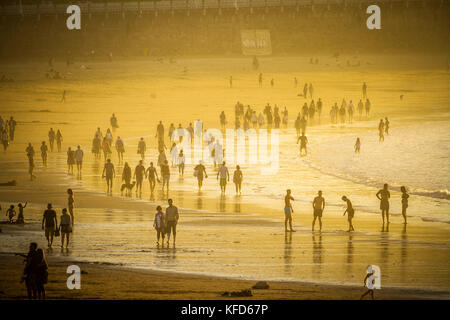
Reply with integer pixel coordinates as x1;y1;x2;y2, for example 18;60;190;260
153;205;166;245
342;196;355;232
6;204;16;223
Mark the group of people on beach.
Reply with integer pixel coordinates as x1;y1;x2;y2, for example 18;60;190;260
283;183;410;233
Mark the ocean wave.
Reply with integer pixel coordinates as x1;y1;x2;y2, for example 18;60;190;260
412;189;450;200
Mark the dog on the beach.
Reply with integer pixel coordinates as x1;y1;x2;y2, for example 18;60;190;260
120;181;136;196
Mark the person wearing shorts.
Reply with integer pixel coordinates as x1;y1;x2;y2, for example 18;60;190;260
284;189;295;232
165;199;179;245
42;203;57;248
312;190;325;231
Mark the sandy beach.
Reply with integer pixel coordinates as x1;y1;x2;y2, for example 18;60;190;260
0;54;449;299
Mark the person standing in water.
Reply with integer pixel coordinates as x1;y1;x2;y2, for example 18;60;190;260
153;206;166;245
354;137;361;153
134;160;146;196
146;162;160;195
102;159;115;194
165;199;179;245
42;203;57;248
401;186;409;224
40;141;48;167
297;133;308;157
378;119;385;142
376;183;391;224
233;165;243;195
59;208;72;248
26;143;36;180
16;202;27;224
312;190;325;231
284;189;295;232
342;196;355;232
48;128;55;152
384;117;390;135
67;189;74;226
217;161;230;194
56;129;63;152
194;161;208;191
